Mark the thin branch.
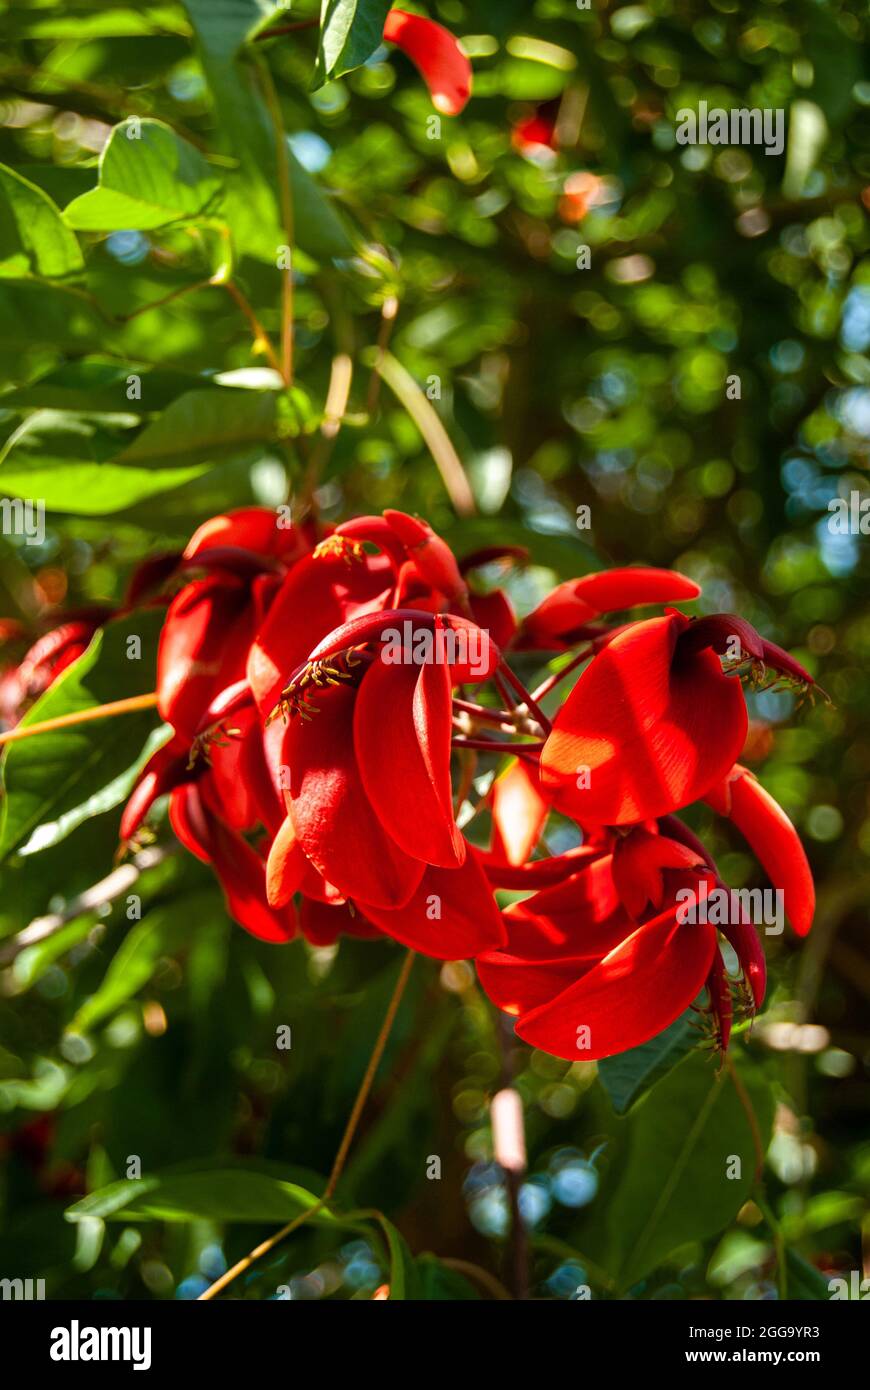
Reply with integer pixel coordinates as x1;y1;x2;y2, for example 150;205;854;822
220;281;283;378
438;1258;513;1301
256;57;295;386
197;950;416;1301
118;277;217;322
0;692;159;749
366;295;399;415
0;845;171;967
373;350;476;518
725;1053;766;1185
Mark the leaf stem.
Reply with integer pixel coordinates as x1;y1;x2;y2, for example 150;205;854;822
0;692;159;749
372;350;476;517
220;281;283;378
197;949;416;1301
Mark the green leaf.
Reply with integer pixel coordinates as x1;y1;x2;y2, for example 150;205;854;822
66;1162;333;1225
0;412;211;514
352;1208;420;1299
64;119;223;232
784;1248;837;1301
70;890;215;1034
0;164;84;279
415;1254;480;1300
0;609;164;864
1;360;214;415
315;0;392;86
181;0;358;263
579;1050;775;1291
116;386;277;464
598;1011;698;1115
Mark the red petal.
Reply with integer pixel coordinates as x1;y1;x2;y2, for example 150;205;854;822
247;551;394;716
612;825;704;919
541;612;748;825
265;814;306;908
184;506;305;564
299;897;381;946
383;9;472;116
157;574;253;740
516;908;717;1061
354;646;464;868
716;765;814;936
285;684;425;909
483;843;607;889
383;509;466;601
209;819;297;943
360;847;505;958
520;568;700;649
120;734;188;841
469;589;518;650
169;784;212;863
307;609;496;685
489;759;550;867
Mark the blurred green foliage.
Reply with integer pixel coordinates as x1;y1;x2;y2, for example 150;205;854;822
0;0;867;1301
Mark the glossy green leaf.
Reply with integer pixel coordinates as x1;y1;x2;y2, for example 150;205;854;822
598;1011;699;1115
67;1162;333;1225
116;385;277;463
579;1050;775;1291
0;164;85;279
0;413;211;514
64;119;223;231
1;360;214;415
70;889;215;1033
315;0;392;85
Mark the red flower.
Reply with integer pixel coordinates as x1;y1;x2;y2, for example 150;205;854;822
512;103;560;157
478;830;746;1060
158;507;308;741
383;9;472;116
517;566;700;650
268;607;504;956
540;609;814;826
704;763;814;937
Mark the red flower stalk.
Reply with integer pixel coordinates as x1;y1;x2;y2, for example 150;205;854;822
383;9;472;116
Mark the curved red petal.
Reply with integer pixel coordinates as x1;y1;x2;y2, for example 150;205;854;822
383;9;472;116
247;550;394;716
265;813;306;908
541;612;748;825
285;683;425;909
520;568;700;648
360;848;505;958
354;648;464;868
489;759;550;867
516;909;717;1061
725;766;815;936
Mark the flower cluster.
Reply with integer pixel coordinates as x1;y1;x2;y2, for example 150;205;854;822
103;506;815;1064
